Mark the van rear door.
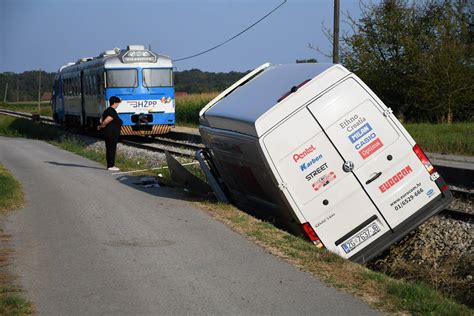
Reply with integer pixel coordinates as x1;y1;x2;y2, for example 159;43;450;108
307;78;441;229
262;108;391;258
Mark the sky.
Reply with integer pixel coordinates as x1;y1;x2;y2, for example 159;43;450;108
0;0;372;73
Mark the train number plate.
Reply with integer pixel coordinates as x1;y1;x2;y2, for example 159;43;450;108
341;222;381;254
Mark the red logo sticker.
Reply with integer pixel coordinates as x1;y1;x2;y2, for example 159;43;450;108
379;165;413;193
359;138;383;159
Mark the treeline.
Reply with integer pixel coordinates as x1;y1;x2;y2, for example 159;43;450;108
0;71;55;102
174;69;249;93
341;0;473;123
0;69;248;102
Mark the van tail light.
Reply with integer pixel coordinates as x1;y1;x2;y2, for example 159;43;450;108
302;222;324;248
413;144;435;174
277;79;311;103
440;184;449;192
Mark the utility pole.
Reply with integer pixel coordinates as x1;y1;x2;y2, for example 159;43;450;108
37;70;42;114
3;83;8;103
16;76;19;103
333;0;340;64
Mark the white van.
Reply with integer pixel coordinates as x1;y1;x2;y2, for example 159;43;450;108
198;63;453;263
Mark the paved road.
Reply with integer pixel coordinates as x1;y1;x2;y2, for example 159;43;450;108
0;136;378;315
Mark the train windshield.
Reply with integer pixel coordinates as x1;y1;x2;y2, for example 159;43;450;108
142;68;173;87
106;69;138;88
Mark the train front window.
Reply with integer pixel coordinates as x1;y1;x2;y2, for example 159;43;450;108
106;69;138;88
142;69;173;87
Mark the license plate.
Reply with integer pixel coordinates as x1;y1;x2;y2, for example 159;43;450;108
341;222;381;254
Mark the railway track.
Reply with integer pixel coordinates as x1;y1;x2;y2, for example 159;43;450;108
1;108;472;222
0;109;197;158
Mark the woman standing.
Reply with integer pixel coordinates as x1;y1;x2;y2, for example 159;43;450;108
97;96;123;171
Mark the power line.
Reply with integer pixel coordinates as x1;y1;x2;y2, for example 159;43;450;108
174;0;287;62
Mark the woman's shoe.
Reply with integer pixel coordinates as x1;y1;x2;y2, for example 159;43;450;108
107;166;120;171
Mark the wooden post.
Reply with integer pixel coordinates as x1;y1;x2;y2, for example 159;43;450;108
333;0;340;64
3;83;8;103
38;70;42;114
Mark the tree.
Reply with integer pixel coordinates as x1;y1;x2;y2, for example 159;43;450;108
341;0;473;123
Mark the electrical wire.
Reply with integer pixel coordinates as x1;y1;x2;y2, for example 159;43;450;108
174;0;287;62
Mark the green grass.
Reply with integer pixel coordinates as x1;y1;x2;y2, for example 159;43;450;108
0;286;32;315
0;102;52;117
0;166;33;314
404;122;474;156
0;115;61;140
0;115;160;173
54;136;150;172
0;164;23;213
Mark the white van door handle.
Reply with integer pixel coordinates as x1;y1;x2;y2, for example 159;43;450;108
366;172;382;185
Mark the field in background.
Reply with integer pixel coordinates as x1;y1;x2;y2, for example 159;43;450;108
175;92;217;126
404;123;474;156
1;97;473;156
0;102;51;117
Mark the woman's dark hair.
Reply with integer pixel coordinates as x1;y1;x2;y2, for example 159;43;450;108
109;96;121;105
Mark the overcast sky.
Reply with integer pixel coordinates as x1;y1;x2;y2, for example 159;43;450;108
0;0;373;73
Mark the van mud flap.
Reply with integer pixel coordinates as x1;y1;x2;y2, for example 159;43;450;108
165;150;214;199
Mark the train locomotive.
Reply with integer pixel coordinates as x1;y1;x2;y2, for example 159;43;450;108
52;45;175;135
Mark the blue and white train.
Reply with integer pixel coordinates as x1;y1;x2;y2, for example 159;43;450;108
52;45;175;135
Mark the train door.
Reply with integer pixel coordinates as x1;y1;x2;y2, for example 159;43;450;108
262;108;391;258
80;71;86;127
306;78;439;229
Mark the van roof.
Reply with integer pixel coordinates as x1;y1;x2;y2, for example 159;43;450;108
200;63;350;137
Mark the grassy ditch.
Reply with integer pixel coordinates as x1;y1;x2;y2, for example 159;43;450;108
197;202;472;315
0;164;33;315
0;114;471;314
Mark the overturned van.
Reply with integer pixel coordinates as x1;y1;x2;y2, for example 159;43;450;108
198;63;452;263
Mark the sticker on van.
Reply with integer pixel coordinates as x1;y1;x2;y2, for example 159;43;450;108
389;182;424;211
340;116;384;159
379;165;413;193
299;154;324;172
312;171;336;191
359;138;384;159
305;162;329;181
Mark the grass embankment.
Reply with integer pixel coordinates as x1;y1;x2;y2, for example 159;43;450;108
0;114;472;314
0;102;51;117
0;165;33;315
404;122;474;156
